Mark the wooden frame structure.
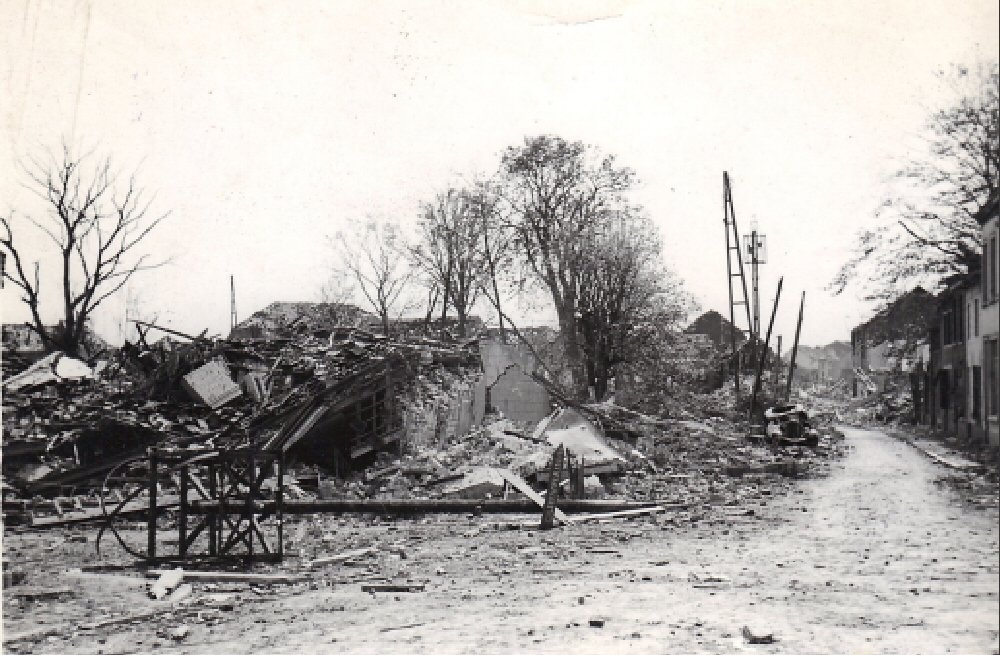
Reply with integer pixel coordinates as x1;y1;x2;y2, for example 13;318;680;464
144;447;284;567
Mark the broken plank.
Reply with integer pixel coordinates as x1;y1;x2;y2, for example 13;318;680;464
380;622;427;632
144;570;305;585
361;583;425;593
187;498;668;515
28;493;184;527
570;505;666;523
497;469;570;524
310;546;378;568
149;568;184;600
78;606;178;631
3;626;71;644
7;586;76;601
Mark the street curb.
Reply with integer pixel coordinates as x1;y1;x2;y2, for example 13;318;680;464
885;430;984;473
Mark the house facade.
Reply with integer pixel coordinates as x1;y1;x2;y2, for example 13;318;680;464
964;280;985;443
927;277;973;436
978;192;999;447
2;324;46;353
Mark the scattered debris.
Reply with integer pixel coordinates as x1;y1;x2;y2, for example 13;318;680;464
144;570;305;585
2;352;93;392
689;572;732;589
361;583;426;593
149;568;185;600
169;624;190;641
380;622;427;632
180;360;242;408
742;626;776;644
310;546;378;568
167;583;194;604
7;586;76;602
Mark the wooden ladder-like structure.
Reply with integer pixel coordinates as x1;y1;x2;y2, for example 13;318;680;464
723;172;753;403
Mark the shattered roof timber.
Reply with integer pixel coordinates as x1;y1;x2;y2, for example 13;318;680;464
529;373;645;437
3;312;487;496
262;352;409;454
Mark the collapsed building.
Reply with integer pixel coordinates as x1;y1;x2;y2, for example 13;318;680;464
2;300;846;570
1;306;450;492
850;288;937;396
791;342;852;385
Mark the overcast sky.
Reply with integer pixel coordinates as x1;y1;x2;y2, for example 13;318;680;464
2;0;998;349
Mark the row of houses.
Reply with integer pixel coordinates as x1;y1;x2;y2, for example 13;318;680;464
852;192;999;447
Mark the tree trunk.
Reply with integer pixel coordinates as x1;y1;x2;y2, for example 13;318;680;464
557;305;588;401
380;305;391;337
593;337;610;402
440;274;451;324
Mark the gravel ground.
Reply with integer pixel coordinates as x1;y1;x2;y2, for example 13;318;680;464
4;426;998;655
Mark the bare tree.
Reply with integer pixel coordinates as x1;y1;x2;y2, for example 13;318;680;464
467;180;514;342
832;61;999;302
316;271;357;326
411;186;497;338
1;147;168;357
500;135;634;399
410;190;460;327
333;219;412;336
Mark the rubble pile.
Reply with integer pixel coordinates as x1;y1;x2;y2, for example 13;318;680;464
1;315;480;505
3;302;849;545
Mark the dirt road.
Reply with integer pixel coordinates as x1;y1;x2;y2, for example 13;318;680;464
6;426;998;654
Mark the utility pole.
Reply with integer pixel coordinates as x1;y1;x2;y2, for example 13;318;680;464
786;292;805;400
230;275;238;333
750;277;783;419
774;334;783;390
723;172;753;404
744;221;766;356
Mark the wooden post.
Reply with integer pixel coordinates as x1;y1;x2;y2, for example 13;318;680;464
147;448;157;562
246;453;254;568
179;465;188;558
786;292;805;400
540;445;565;529
276;455;284;560
773;335;783;391
208;464;217;556
751;277;783;419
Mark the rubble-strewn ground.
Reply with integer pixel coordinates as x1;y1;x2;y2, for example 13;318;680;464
4;426;998;655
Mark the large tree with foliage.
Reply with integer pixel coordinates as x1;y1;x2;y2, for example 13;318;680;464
500;135;634;398
832;62;999;302
576;208;671;400
1;148;168;358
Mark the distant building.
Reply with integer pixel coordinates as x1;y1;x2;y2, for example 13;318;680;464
2;324;45;353
2;323;108;358
230;302;378;340
791;342;852;384
685;310;747;349
851;287;937;397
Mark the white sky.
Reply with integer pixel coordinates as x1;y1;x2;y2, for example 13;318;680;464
2;0;998;348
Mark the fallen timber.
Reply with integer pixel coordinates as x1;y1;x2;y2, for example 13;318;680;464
184;498;674;515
